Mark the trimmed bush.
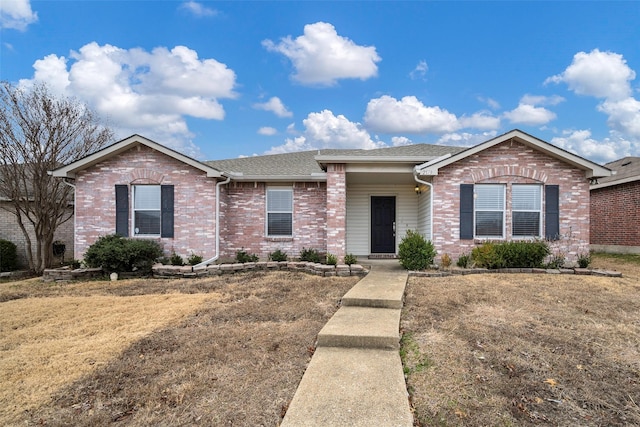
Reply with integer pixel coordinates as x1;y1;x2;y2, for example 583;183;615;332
326;253;338;266
299;247;322;263
344;253;358;265
187;253;203;266
170;252;184;266
398;230;436;271
84;234;163;274
269;249;288;262
577;252;591;268
472;240;550;269
0;239;19;272
457;253;472;268
235;248;259;263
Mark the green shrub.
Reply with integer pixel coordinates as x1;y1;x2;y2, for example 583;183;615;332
84;234;163;274
326;253;338;265
577;252;591;268
456;253;472;268
472;240;550;269
398;230;436;271
187;253;203;266
299;247;322;263
170;252;184;266
269;249;288;262
545;253;566;269
344;253;358;265
235;248;259;263
0;239;19;272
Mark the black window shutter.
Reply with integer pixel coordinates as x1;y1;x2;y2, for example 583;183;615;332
460;184;474;240
115;185;129;237
161;185;174;238
545;185;560;240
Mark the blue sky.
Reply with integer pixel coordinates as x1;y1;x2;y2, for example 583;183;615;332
1;1;639;164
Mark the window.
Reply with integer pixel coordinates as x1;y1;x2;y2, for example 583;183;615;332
133;185;161;235
267;188;293;236
474;184;505;238
512;185;542;237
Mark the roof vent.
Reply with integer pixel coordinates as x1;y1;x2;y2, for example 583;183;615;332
621;161;632;167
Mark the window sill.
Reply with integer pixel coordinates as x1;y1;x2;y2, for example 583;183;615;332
266;236;293;242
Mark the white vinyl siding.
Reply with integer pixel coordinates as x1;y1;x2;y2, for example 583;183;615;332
346;184;419;255
417;186;431;241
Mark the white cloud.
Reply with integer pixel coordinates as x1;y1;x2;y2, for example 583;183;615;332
179;1;217;17
409;60;428;80
546;49;635;100
258;126;277;136
551;129;634;164
253;96;293;118
391;136;412;146
364;95;459;134
266;110;384;154
503;95;559;126
262;22;381;86
478;96;500;110
19;42;238;158
598;97;640;138
0;0;37;31
437;131;498;147
458;111;501;130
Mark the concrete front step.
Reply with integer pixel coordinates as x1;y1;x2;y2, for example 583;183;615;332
317;306;401;350
341;269;408;309
280;346;413;427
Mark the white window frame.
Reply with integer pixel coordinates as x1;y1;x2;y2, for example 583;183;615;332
474;184;505;239
511;184;542;239
266;187;293;237
132;185;161;236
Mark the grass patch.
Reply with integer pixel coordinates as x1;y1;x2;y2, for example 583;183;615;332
0;271;358;426
401;253;640;426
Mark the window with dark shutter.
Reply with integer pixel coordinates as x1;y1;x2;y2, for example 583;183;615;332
545;185;560;240
460;184;474;240
115;185;129;237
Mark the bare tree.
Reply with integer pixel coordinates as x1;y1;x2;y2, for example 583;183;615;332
0;81;114;273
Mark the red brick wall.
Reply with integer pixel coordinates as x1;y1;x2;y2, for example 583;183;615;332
219;181;327;260
74;145;217;260
326;164;347;261
432;140;591;263
590;181;640;247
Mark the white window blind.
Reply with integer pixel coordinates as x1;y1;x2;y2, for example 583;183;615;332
474;184;505;237
267;188;293;236
134;185;161;235
512;185;541;237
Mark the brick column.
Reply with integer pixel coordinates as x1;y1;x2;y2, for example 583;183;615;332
326;164;346;261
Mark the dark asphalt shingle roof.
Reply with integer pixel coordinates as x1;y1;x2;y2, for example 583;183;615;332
205;144;467;176
598;156;640;184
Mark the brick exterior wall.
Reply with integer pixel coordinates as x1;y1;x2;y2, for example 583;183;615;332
432;140;591;262
74;145;217;260
0;202;74;269
219;181;327;260
326;164;347;261
590;180;640;248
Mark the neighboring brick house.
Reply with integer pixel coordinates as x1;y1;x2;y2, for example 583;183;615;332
51;129;611;265
590;157;640;254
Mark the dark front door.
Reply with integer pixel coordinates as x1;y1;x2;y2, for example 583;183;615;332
371;196;396;253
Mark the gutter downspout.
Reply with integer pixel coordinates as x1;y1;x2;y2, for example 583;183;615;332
61;178;77;260
413;169;434;242
194;175;231;268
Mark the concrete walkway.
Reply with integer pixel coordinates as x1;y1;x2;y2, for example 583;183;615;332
281;260;413;427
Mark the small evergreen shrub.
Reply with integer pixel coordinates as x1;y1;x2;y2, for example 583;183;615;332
235;248;259;263
299;247;322;263
398;230;436;271
577;252;591;268
0;239;19;272
84;234;163;274
269;249;288;262
472;240;550;269
344;253;358;265
187;253;203;266
545;253;566;269
326;253;338;266
456;253;472;268
170;252;184;266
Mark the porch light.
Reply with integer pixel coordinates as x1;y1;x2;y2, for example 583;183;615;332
414;185;421;194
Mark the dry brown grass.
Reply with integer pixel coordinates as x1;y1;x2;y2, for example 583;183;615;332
401;254;640;426
0;271;358;426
